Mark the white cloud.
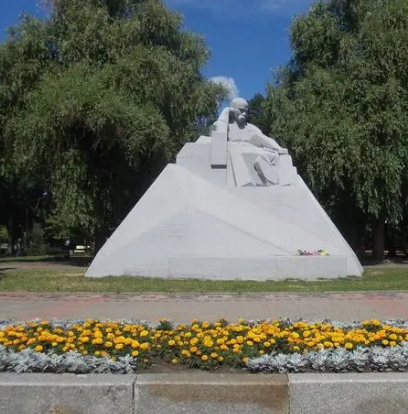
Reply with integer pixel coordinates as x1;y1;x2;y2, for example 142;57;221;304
209;76;239;100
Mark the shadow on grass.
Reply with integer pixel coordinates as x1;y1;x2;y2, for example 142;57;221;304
0;255;93;268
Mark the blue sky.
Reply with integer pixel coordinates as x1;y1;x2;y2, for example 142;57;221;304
0;0;314;99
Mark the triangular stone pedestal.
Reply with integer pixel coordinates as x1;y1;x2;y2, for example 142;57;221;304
86;163;362;280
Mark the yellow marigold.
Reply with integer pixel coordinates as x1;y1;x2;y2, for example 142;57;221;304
345;343;354;350
190;338;198;346
246;340;254;347
382;340;389;346
140;330;149;338
115;343;124;351
389;334;397;341
247;331;255;339
210;352;218;359
34;345;43;352
114;336;125;344
171;358;178;364
140;342;150;351
236;336;244;344
168;340;176;347
390;341;397;347
132;350;139;357
218;356;224;362
190;346;198;354
105;341;113;348
201;355;208;361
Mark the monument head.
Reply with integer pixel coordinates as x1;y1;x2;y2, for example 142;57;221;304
230;97;249;126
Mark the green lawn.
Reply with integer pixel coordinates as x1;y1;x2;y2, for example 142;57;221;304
1;266;408;293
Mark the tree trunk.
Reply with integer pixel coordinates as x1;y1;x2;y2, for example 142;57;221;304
372;216;386;262
7;217;15;255
93;225;107;256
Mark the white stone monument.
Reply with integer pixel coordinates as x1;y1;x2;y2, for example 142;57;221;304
86;98;363;280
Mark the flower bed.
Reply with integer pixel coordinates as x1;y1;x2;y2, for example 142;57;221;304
1;318;408;373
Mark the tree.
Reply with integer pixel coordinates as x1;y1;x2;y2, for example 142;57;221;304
0;0;227;252
247;93;270;136
265;0;408;260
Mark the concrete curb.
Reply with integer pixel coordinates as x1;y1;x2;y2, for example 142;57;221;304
1;372;408;414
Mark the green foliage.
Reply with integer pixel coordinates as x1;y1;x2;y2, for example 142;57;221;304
25;222;48;256
247;93;270;136
0;226;7;243
0;0;227;249
266;0;408;231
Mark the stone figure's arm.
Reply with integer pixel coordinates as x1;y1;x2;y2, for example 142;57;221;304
249;125;288;154
213;107;236;130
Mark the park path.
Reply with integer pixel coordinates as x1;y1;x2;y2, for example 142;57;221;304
1;291;408;324
2;260;408;323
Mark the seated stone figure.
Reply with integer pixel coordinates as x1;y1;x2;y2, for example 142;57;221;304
211;97;297;187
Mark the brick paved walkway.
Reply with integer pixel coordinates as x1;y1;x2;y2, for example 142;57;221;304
1;292;408;323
